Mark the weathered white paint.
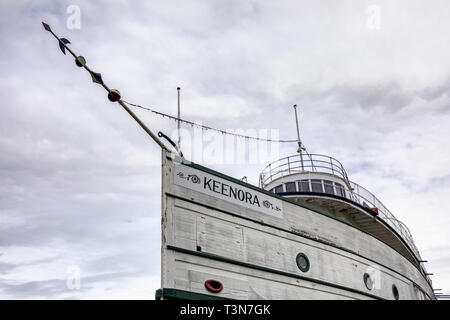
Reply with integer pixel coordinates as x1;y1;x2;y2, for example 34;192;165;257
174;163;283;218
160;151;434;300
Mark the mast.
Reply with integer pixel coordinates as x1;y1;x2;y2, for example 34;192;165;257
293;104;304;171
177;87;181;150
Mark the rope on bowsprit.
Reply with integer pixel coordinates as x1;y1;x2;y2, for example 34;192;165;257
121;100;299;144
42;22;298;148
41;22;170;152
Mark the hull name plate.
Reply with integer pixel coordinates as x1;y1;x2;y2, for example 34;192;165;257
174;164;283;218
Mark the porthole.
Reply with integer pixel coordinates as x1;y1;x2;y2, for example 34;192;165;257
204;279;223;293
392;284;399;300
363;273;373;290
295;253;310;272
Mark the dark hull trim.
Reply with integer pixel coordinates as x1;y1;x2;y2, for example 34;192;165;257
156;288;232;300
167;245;383;300
167;192;432;300
182;160;433;293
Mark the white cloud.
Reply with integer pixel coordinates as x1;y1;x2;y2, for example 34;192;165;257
1;0;450;298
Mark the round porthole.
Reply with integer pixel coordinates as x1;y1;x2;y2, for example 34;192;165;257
295;253;310;272
392;284;399;300
363;273;373;290
204;279;223;293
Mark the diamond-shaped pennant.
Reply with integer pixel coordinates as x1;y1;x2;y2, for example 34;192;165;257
42;22;51;32
90;71;104;85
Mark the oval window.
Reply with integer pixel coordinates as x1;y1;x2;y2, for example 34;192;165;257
296;253;310;272
392;284;399;300
363;273;373;290
204;279;223;293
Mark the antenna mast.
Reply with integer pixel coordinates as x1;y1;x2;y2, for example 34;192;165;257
293;104;305;171
177;87;181;150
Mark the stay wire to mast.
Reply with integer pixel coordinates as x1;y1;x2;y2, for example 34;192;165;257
42;22;301;147
121;100;299;144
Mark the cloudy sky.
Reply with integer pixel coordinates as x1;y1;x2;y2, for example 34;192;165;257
1;0;450;299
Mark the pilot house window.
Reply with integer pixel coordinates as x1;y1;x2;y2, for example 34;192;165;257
323;180;334;195
298;180;310;192
285;182;297;192
311;179;323;193
274;185;284;193
335;183;345;197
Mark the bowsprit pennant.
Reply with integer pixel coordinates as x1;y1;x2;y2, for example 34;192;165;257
59;38;71;54
40;21;170;152
89;71;104;85
42;22;51;32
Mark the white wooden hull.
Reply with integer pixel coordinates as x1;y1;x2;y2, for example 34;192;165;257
159;151;434;300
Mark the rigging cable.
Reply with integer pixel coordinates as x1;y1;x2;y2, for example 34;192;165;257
122;100;298;143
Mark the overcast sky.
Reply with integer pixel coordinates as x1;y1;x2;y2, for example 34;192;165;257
1;0;450;299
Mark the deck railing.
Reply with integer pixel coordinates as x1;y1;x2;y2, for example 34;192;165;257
259;154;430;284
259;154;351;189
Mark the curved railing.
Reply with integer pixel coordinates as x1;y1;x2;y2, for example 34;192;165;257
259;153;351;189
259;154;430;284
347;181;430;283
349;182;420;257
